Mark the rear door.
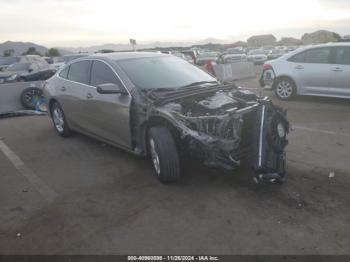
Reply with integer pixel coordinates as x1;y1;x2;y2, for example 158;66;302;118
60;60;92;129
329;46;350;98
289;47;332;96
82;60;132;149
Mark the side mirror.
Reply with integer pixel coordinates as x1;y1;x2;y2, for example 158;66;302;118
97;83;126;94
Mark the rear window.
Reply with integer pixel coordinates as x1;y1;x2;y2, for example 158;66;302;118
67;60;91;84
288;52;305;63
288;47;332;64
59;66;69;79
335;47;350;65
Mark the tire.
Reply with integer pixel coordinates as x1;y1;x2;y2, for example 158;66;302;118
20;87;43;110
148;126;180;183
274;77;296;100
50;101;72;137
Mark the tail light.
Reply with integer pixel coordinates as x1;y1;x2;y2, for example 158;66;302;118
263;64;273;71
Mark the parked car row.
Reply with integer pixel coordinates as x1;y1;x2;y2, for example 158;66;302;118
183;45;300;67
0;55;56;84
0;54;89;84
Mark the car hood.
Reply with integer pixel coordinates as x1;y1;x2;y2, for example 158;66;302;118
0;71;24;78
249;54;266;58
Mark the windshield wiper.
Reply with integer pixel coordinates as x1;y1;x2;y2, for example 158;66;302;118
180;81;219;89
143;87;178;97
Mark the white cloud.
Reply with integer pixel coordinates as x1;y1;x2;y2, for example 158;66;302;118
0;0;349;46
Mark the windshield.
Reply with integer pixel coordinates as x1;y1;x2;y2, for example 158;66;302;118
249;50;265;55
0;57;20;65
117;56;217;90
198;52;218;58
7;62;30;71
172;53;185;58
227;49;244;54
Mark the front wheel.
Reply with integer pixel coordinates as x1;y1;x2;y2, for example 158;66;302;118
148;126;180;183
274;78;296;100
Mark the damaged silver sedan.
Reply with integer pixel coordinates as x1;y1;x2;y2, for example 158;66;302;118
44;52;289;184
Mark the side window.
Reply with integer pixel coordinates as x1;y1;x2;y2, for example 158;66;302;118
29;63;38;71
304;48;331;64
90;61;123;87
59;66;69;79
335;47;350;65
288;52;305;63
68;60;91;85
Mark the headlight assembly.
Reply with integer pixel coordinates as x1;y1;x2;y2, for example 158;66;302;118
6;74;17;81
277;122;286;138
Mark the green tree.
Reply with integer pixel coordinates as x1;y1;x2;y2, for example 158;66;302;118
22;47;42;56
3;49;14;57
45;48;61;57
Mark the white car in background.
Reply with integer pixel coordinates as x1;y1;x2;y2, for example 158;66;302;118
195;52;219;66
222;48;247;63
172;52;194;63
260;43;350;100
247;49;268;65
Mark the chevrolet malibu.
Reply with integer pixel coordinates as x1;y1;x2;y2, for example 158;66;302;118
44;52;289;184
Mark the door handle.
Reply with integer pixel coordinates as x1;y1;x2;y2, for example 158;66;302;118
86;93;93;99
295;65;304;69
60;86;66;91
332;67;343;72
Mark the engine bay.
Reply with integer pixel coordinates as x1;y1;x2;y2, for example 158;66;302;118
171;89;257;117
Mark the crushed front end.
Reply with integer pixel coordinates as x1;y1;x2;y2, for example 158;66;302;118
156;86;289;183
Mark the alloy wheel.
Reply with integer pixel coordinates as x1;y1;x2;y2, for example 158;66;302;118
276;80;293;99
53;107;64;133
149;138;161;176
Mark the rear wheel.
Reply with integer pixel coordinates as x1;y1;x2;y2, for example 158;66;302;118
50;101;72;137
20;87;43;110
274;78;296;100
148;126;180;183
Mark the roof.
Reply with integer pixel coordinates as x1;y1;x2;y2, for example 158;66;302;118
90;51;167;61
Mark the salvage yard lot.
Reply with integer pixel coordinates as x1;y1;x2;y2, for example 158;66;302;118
0;75;350;254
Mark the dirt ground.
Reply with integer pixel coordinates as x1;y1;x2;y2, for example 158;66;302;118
0;74;349;255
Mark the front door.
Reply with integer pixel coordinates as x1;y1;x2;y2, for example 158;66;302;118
290;47;332;96
81;60;132;149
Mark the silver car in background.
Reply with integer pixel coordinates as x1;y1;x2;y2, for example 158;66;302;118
261;43;350;100
247;49;268;65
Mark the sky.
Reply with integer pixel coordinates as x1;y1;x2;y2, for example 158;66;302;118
0;0;349;47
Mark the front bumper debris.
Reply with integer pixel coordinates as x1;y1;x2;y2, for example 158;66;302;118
156;92;289;183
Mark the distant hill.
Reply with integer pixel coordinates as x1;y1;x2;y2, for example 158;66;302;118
277;37;302;46
247;34;276;46
0;41;48;56
301;30;341;44
0;41;72;56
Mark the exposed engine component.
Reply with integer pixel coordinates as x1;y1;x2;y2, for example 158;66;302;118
195;92;239;114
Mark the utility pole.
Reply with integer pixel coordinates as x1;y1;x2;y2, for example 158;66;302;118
129;39;137;51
